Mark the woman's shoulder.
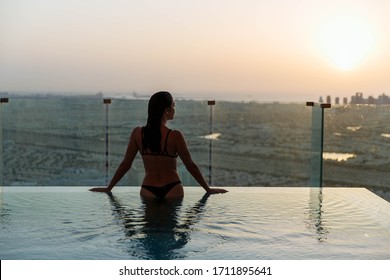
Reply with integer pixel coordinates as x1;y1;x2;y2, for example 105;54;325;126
170;129;184;137
130;126;143;137
133;126;144;132
169;129;186;144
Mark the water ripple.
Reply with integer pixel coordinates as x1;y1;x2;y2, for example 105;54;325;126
1;187;390;259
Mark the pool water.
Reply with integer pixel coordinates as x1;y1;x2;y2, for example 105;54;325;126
1;187;389;260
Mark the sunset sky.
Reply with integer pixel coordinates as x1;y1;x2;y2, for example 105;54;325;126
1;0;390;101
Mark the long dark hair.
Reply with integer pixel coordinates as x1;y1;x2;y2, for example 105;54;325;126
142;91;173;153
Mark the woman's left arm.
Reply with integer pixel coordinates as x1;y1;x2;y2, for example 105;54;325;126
90;128;140;192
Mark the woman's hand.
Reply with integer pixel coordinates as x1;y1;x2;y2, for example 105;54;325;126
207;188;228;194
89;187;111;193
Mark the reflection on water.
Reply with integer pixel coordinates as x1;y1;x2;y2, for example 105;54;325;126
346;126;362;132
307;188;329;242
1;187;389;260
323;152;356;161
200;133;221;140
106;193;210;260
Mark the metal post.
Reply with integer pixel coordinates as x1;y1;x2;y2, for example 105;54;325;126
319;103;331;187
306;102;330;187
207;100;215;185
103;99;111;185
0;98;9;187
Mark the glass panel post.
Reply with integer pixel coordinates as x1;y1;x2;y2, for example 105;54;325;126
0;98;9;186
306;102;331;187
104;99;111;186
207;100;215;185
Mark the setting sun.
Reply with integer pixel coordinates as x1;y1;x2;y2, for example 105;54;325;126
1;0;390;100
318;15;376;71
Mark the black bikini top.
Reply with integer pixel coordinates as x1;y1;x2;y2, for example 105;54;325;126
141;127;178;158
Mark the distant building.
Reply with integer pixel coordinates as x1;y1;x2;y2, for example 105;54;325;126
351;92;364;104
378;93;390;104
350;92;390;104
319;92;390;104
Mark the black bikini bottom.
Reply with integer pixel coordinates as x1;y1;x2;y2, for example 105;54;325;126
141;181;182;199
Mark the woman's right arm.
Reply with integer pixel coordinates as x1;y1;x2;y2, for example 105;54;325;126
175;130;227;194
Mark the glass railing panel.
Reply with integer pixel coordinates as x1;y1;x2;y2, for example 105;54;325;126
104;99;147;186
170;99;210;185
211;102;313;186
1;97;316;187
2;98;106;186
323;104;390;188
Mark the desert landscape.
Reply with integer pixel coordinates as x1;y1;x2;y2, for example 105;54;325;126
1;97;389;200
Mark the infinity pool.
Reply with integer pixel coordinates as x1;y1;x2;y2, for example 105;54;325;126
1;187;389;259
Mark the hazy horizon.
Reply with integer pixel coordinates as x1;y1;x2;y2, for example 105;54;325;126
0;89;379;103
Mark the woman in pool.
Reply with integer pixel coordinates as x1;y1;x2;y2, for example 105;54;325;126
90;91;227;198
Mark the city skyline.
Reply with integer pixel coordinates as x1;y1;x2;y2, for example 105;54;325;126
320;92;390;104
